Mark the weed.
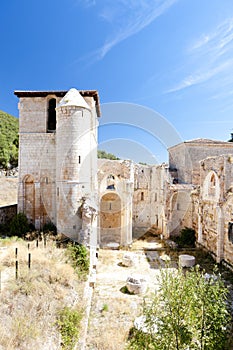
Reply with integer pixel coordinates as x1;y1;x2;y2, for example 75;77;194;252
102;303;109;312
66;243;89;279
56;306;82;349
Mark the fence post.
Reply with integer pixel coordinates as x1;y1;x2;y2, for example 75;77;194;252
15;260;18;280
28;253;31;269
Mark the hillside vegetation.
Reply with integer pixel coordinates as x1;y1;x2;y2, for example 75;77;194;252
97;150;120;160
0;111;19;168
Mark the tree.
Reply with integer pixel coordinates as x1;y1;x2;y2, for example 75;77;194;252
128;266;231;350
97;149;120;160
0;110;19;168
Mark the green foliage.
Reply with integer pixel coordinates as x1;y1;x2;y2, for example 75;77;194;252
0;110;19;168
42;221;57;234
66;243;89;278
56;306;82;350
127;266;231;350
102;303;109;312
97;149;120;160
174;227;196;248
9;213;30;237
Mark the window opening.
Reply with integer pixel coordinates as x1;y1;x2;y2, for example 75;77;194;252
141;192;144;201
106;174;115;190
47;98;56;132
228;222;233;243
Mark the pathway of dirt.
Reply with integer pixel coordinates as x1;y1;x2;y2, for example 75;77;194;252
85;238;172;350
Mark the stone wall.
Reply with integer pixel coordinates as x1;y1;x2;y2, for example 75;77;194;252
0;204;17;225
169;140;233;185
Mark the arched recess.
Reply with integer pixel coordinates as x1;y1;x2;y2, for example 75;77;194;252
169;191;192;235
23;175;35;225
40;176;53;226
203;171;220;201
100;192;121;245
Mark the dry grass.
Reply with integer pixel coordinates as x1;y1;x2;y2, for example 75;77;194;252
0;239;85;350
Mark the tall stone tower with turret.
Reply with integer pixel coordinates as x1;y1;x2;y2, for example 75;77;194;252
15;88;100;244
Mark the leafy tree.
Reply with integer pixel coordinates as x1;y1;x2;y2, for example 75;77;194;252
128;266;231;350
0;110;19;168
97;149;120;160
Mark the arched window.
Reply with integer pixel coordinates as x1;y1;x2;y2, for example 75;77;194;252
106;174;115;190
47;98;56;132
209;174;216;196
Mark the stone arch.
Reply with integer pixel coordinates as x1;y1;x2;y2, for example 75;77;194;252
100;192;121;246
23;175;35;225
203;171;220;201
40;176;54;226
169;191;192;235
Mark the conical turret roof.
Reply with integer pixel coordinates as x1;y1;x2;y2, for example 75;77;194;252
58;88;91;110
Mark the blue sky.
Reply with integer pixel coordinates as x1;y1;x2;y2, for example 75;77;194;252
1;0;233;163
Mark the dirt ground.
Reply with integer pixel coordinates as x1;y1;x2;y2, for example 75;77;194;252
0;177;18;206
85;237;233;350
85;238;176;350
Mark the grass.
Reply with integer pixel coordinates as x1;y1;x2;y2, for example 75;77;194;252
0;237;85;349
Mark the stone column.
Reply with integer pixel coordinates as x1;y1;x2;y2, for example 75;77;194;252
216;204;224;263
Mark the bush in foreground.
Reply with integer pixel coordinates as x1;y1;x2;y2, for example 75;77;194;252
128;266;232;350
9;213;30;237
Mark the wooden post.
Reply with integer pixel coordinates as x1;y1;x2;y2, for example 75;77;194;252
15;260;18;280
27;243;30;250
28;253;31;269
36;240;39;248
44;236;46;248
15;247;18;259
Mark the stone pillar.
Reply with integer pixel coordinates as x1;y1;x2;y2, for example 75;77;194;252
34;182;41;230
197;207;203;245
216;204;224;263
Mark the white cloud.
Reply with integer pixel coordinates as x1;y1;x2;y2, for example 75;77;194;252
83;0;178;60
167;60;233;93
168;17;233;93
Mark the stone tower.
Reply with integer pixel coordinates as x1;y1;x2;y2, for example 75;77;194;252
15;88;100;244
56;88;98;242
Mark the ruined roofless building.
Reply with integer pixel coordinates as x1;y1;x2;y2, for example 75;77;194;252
14;88;166;247
14;88;100;245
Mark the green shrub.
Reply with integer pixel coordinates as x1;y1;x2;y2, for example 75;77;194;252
56;306;82;349
9;213;30;238
174;227;196;248
42;221;57;234
127;266;231;350
66;243;89;278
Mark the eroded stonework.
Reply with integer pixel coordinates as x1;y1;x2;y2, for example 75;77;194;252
15;89;233;267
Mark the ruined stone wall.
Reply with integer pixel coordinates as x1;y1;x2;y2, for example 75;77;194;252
223;194;233;266
133;164;151;237
0;204;17;225
149;164;169;236
98;159;133;246
197;155;233;262
166;186;193;236
169;141;233;185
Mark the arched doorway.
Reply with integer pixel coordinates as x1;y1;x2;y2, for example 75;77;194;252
100;192;121;245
